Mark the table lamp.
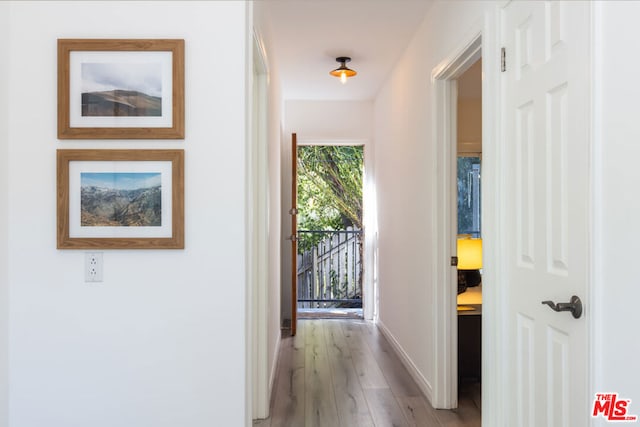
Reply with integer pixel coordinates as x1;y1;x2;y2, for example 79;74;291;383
457;237;482;294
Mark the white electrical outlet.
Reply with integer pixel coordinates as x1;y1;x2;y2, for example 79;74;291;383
84;252;103;282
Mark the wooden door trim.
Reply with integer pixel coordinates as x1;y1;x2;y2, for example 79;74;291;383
291;133;298;336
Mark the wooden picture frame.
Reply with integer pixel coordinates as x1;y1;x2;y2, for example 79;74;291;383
58;39;185;139
57;149;184;249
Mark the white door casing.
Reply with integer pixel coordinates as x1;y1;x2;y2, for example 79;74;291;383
501;2;590;426
431;33;482;409
250;28;270;421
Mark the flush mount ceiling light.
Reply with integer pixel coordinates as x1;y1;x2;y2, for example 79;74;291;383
330;56;357;84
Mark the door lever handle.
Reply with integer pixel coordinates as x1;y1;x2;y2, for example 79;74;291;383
541;295;583;319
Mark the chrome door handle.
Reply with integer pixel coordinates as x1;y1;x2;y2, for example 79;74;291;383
541;295;583;319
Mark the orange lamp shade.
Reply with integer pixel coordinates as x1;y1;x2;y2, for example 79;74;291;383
457;237;482;270
330;57;357;84
329;68;357;79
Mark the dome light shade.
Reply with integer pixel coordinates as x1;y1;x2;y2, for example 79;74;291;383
330;57;357;84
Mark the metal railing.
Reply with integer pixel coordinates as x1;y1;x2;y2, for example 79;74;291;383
297;228;363;309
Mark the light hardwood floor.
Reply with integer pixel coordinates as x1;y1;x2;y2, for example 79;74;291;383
254;319;481;427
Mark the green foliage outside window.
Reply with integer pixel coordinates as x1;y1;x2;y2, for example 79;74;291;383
297;145;364;252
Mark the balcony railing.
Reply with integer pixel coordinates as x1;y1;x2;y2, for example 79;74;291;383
297;228;363;309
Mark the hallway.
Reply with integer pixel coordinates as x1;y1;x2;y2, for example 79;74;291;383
254;319;480;427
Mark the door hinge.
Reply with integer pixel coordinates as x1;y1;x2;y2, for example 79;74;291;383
501;47;506;72
289;208;298;215
451;256;458;266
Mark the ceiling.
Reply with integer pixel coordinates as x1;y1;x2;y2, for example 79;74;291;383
260;0;435;101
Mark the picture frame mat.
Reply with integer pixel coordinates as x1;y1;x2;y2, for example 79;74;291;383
69;160;173;238
69;50;173;128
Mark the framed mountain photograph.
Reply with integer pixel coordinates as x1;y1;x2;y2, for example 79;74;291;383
58;39;184;139
57;149;184;249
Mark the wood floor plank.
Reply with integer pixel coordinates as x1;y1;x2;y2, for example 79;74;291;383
350;345;390;390
338;320;390;390
397;396;442;427
339;319;369;350
432;407;482;427
364;387;411;427
323;320;375;427
292;320;307;372
432;387;481;427
356;322;422;398
269;327;306;427
258;319;481;427
253;417;272;427
304;320;340;427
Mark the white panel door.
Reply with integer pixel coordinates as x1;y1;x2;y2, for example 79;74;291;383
501;2;590;426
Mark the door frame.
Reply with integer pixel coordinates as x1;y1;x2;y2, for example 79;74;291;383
431;33;481;410
431;7;504;423
293;138;375;321
249;27;270;420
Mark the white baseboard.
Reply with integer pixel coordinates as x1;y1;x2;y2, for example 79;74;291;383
376;320;434;404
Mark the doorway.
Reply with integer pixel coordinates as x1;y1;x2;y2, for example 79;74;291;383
430;34;482;410
455;58;483;411
291;141;365;327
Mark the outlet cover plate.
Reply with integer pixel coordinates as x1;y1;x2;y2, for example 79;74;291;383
84;252;103;282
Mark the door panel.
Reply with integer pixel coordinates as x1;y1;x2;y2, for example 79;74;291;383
502;2;589;426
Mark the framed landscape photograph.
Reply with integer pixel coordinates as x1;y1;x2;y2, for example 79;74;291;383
58;39;185;139
57;149;184;249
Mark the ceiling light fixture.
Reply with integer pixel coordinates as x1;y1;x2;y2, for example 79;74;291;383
330;56;357;84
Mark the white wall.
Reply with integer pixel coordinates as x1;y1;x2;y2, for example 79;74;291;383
373;0;492;399
596;0;640;406
5;2;249;426
281;100;373;322
285;100;373;142
457;99;482;154
0;3;10;427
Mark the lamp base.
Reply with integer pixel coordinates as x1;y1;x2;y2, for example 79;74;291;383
458;269;482;294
